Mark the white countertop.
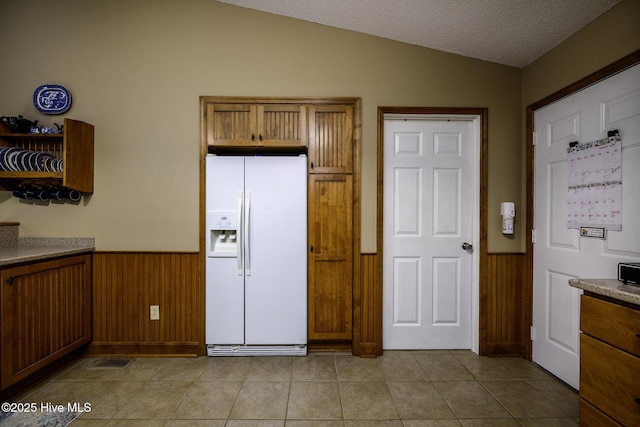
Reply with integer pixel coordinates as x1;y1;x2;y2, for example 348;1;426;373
569;278;640;306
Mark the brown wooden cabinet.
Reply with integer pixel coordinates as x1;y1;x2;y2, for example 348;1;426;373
308;104;353;173
0;118;94;193
308;174;353;341
307;102;356;343
204;101;307;149
579;294;640;426
0;255;92;390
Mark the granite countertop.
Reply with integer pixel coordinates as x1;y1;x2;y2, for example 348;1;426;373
0;237;95;267
569;278;640;306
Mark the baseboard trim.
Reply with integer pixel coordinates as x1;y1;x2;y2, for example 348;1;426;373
308;341;352;352
483;341;522;356
357;341;383;357
85;342;200;358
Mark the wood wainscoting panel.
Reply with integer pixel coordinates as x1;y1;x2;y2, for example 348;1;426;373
481;253;526;356
353;253;382;357
88;252;201;357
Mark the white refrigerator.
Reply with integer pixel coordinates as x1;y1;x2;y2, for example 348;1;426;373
205;154;307;356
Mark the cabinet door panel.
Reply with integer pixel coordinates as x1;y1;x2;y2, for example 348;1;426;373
206;103;257;147
1;255;91;388
309;105;353;173
311;260;351;338
308;174;353;340
259;104;307;148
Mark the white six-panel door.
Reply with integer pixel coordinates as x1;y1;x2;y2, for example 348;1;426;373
383;117;477;349
533;63;640;389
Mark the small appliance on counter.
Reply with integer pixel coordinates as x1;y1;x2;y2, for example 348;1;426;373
618;262;640;286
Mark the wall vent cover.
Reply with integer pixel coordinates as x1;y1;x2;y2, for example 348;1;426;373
90;358;132;368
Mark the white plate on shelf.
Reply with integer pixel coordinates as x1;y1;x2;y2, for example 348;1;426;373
26;151;39;171
18;149;31;171
6;149;21;171
0;147;13;171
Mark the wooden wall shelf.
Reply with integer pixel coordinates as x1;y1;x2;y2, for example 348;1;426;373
0;118;94;194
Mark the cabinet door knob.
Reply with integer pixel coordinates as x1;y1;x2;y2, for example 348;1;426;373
251;134;255;141
635;397;640;405
259;134;263;142
310;245;314;253
310;161;314;169
6;276;14;285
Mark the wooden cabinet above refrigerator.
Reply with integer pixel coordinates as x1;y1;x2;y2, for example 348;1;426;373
203;100;307;150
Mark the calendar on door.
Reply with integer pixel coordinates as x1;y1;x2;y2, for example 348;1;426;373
567;131;622;231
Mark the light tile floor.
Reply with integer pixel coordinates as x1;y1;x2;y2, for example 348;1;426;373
12;350;579;426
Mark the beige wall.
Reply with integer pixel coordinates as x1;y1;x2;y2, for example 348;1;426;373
523;0;640;107
0;0;531;252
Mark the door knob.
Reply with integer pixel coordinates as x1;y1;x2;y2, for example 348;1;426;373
462;242;473;251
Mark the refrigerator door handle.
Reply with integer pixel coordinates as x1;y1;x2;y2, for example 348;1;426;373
237;192;243;275
245;192;251;276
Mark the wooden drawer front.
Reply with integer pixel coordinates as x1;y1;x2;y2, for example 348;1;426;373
580;398;623;427
581;295;640;357
580;334;640;426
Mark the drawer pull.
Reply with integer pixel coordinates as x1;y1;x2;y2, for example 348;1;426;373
6;276;14;285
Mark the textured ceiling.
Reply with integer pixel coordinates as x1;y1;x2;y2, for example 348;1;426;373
218;0;620;68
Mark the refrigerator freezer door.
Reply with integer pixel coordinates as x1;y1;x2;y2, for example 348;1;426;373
244;156;307;345
205;155;245;344
205;257;245;344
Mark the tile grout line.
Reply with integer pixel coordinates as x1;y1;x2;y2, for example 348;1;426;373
283;357;293;422
456;353;518;420
333;353;347;422
418;352;467;423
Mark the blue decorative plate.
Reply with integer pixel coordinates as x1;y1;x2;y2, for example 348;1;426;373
33;84;72;114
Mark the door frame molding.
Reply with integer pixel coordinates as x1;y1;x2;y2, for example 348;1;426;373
524;49;640;359
377;106;488;353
